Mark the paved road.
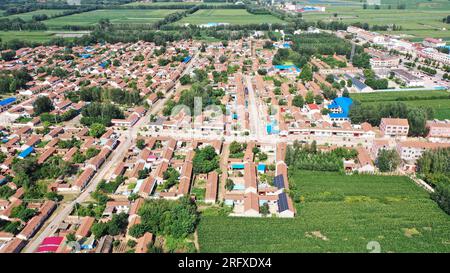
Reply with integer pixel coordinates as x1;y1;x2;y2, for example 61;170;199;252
23;50;200;253
245;75;265;140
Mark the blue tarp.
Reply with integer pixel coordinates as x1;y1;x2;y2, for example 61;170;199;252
183;56;191;63
273;65;301;72
0;97;16;107
18;146;34;159
231;163;245;170
257;164;266;172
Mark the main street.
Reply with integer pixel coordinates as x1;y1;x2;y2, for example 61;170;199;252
23;50;200;253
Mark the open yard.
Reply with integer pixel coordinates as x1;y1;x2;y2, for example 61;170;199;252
198;171;450;252
176;9;285;25
43;9;182;28
350;90;450;120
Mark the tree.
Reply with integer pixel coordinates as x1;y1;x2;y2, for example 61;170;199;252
219;55;227;64
179;75;191;85
193;146;219;174
299;64;313;82
91;213;128;239
292;95;304;108
376;149;400;172
127;240;137;248
89;123;106;138
347;79;353;87
1;50;16;61
407;108;427;137
258;152;268;161
342;89;350;98
33;96;54;115
325;74;334;84
10;204;37;222
85;148;100;159
229;141;244;155
66;233;76;242
135;197;198;239
314;95;324;105
136;139;146;150
352;53;371;69
260;203;270;216
305;91;314;104
129;223;147;238
225;179;234;191
45;191;63;201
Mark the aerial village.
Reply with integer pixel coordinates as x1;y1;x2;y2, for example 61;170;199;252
0;24;449;253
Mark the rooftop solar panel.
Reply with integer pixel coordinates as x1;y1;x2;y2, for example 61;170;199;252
273;174;285;189
278;192;289;212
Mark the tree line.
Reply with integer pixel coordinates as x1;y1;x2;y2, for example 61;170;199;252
349;101;434;137
416;148;450;215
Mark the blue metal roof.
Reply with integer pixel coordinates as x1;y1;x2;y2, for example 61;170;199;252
273;174;285;189
278;192;289;212
329;112;349;118
257;164;266;171
18;146;34;159
328;97;353;118
0;97;16;107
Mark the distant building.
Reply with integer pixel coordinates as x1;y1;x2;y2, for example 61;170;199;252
391;69;424;87
397;141;450;162
426;120;450;143
370;55;400;68
380;118;409;138
422;38;446;48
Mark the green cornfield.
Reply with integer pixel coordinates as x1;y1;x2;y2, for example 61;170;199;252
198;171;450;252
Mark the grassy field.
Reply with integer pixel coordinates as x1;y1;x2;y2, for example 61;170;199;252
198;171;450;253
350;90;450;120
0;31;55;42
0;31;89;43
124;1;227;6
301;6;450;41
4;9;69;21
176;9;285;25
43;9;182;28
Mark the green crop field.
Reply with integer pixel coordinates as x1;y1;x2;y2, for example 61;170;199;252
350;90;450;120
43;9;182;28
301;6;450;41
0;31;55;42
124;1;227;6
4;9;69;21
198;171;450;252
176;9;285;25
0;31;89;43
